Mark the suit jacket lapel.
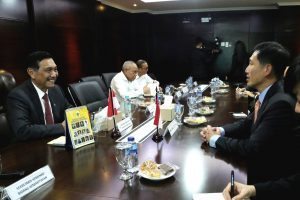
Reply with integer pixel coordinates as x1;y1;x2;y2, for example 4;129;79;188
27;80;45;124
252;81;283;129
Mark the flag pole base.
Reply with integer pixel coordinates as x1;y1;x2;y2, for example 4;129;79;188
152;132;163;143
111;129;121;140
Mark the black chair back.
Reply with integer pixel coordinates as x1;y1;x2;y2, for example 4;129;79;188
0;70;16;112
68;81;108;113
0;112;13;148
80;75;108;97
102;72;117;88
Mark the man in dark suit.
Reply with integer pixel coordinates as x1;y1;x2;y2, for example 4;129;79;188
200;42;297;184
222;56;300;200
7;51;72;141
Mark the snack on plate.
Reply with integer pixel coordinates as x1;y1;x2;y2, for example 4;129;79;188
220;83;229;88
184;116;207;125
202;96;215;103
198;106;214;115
140;160;161;178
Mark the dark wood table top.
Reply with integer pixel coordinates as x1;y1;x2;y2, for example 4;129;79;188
0;87;248;200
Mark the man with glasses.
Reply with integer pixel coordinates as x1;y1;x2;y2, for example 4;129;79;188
7;51;72;141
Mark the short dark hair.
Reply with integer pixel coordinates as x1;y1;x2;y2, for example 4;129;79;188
136;59;147;68
27;51;53;70
253;41;290;80
284;56;300;98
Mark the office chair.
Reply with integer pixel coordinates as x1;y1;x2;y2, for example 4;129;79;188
80;75;108;97
68;81;108;113
0;70;16;112
102;72;117;88
0;112;13;148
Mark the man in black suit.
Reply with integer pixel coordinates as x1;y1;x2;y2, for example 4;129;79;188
200;42;297;184
7;51;72;141
222;56;300;200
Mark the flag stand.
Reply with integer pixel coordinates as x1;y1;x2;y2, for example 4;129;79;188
152;126;163;143
108;88;121;140
152;87;163;143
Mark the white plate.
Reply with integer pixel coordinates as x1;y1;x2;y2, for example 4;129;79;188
196;110;214;116
183;116;207;126
138;165;176;181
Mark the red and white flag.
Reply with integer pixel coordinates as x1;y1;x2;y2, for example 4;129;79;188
153;91;162;128
107;89;120;117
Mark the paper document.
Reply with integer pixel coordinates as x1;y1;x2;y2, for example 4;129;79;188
47;136;66;146
193;193;224;200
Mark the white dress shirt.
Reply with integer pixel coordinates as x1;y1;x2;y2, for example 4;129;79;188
110;71;142;103
136;74;160;95
32;81;54;124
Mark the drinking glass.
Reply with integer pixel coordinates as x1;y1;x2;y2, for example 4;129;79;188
175;104;184;125
115;143;133;180
187;96;197;116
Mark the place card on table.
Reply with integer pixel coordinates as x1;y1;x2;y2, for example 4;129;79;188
165;119;179;136
65;106;95;149
117;117;133;133
4;165;54;200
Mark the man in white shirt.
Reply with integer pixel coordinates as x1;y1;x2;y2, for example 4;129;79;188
136;59;159;95
111;60;150;103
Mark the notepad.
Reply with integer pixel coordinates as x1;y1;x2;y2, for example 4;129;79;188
47;136;66;147
193;193;224;200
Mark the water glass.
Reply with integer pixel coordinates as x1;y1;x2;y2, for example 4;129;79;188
115;143;133;180
175;104;184;125
187;96;197;116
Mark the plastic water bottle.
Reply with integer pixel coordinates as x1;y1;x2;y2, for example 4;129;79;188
127;136;138;169
124;96;131;118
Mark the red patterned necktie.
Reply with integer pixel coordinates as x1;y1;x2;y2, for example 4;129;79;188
253;99;261;123
42;93;54;124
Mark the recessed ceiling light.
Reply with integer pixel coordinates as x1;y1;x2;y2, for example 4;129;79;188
133;3;137;7
141;0;180;3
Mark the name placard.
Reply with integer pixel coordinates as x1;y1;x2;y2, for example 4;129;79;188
117;117;133;132
65;106;95;149
167;119;179;136
4;165;54;200
181;86;189;94
146;104;156;114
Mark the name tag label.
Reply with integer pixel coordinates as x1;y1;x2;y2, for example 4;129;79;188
117;117;133;132
5;165;54;200
181;86;189;94
167;119;179;136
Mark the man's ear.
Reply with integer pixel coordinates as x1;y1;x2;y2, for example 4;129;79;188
264;64;273;76
27;68;35;79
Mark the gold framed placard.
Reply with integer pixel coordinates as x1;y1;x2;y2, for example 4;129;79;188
65;106;95;149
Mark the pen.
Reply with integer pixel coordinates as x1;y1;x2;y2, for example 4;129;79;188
230;170;234;197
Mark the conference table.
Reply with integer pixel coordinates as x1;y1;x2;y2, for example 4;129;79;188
0;86;248;200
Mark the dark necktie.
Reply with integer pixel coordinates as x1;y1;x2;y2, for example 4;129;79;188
42;93;54;124
253;99;261;124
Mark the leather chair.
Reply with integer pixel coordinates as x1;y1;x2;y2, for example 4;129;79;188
0;70;16;112
102;72;117;88
68;81;108;113
0;112;13;148
80;75;108;97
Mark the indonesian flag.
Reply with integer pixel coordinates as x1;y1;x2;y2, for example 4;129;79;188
107;88;120;117
153;90;162;127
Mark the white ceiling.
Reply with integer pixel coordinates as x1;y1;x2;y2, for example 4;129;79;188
99;0;300;14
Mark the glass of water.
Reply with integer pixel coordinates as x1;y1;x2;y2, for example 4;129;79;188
115;143;133;180
175;104;184;125
187;96;197;116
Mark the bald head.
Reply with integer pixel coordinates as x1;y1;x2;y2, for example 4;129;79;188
122;60;138;81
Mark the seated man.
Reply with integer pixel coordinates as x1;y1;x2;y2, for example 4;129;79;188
200;42;297;184
136;59;161;95
7;51;72;141
222;56;300;200
111;60;150;103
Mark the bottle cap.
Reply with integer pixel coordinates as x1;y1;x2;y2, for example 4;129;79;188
127;136;135;141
